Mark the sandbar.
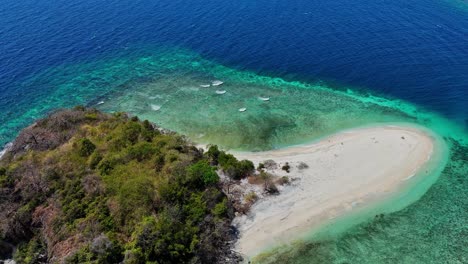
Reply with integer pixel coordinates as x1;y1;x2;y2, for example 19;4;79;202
231;125;437;258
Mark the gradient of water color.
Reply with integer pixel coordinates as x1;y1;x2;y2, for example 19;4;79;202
0;0;467;263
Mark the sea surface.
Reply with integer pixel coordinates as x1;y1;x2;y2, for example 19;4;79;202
0;0;467;263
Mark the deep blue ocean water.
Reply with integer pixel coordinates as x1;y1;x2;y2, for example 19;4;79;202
0;0;467;263
1;0;468;147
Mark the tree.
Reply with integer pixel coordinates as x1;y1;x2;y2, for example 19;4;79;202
78;138;96;157
186;160;219;188
205;145;220;165
218;152;254;180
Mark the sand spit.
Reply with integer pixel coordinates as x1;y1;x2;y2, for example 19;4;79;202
231;125;436;258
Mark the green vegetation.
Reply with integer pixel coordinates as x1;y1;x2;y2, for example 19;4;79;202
260;171;279;194
244;192;259;204
257;163;265;172
277;176;290;186
78;138;96;157
207;145;254;180
0;108;242;263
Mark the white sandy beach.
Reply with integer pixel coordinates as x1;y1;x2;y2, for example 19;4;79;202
231;125;435;258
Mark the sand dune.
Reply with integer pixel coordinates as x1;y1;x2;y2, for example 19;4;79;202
231;125;436;258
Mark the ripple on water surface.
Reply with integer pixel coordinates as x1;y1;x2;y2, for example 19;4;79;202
0;47;467;263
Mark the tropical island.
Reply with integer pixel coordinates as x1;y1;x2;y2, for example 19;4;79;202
0;107;256;263
0;107;446;264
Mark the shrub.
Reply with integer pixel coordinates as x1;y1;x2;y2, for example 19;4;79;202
259;171;272;182
212;198;228;218
277;176;290;185
186;160;219;188
218;152;254;180
184;193;207;222
126;142;157;162
263;159;277;170
154;153;165;172
0;167;10;187
13;237;46;264
238;160;255;177
281;162;291;173
205;145;220;165
89;234;124;263
84;112;98;120
98;158;116;175
244;191;258;204
259;171;278;194
131;214;199;263
78;138;96;157
88;151;103;169
257;163;265;171
122;122;142;145
265;182;279;194
141;120;157;142
142;120;153;131
297;162;309;170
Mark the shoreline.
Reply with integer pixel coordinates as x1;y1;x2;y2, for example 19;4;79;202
229;124;447;259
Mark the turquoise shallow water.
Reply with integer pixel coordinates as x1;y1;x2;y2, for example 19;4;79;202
1;0;467;262
94;50;467;264
3;47;466;263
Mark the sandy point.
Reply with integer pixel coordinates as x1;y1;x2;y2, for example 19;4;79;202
231;125;442;258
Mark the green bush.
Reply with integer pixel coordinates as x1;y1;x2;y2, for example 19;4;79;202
277;176;290;185
238;160;255;177
88;151;103;169
218;152;254;180
184;193;207;222
205;145;220;165
84;112;98;120
122;122;142;145
131;214;199;263
78;138;96;157
186;160;219;188
126;142;157;162
257;163;265;171
0;167;11;187
13;237;46;264
212;198;228;218
98;159;115;175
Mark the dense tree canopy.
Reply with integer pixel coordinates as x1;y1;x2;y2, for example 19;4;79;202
0;108;241;264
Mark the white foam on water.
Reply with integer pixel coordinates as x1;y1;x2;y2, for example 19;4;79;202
150;104;162;111
149;95;163;99
136;92;149;97
200;84;211;88
212;80;224;86
402;173;416;181
215;90;226;95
